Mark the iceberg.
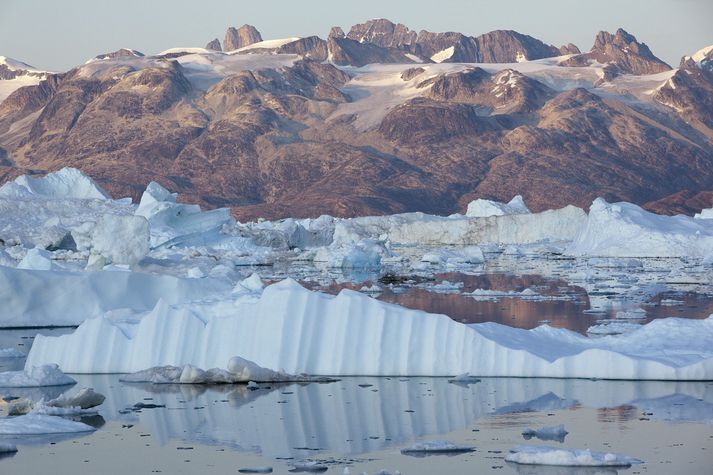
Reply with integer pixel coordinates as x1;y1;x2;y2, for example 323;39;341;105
466;195;530;218
120;356;337;384
0;364;76;388
0;413;96;435
89;214;150;266
521;424;568;442
25;279;713;380
505;445;642;467
568;198;713;257
400;440;475;455
0;167;110;200
0;265;230;327
135;181;235;248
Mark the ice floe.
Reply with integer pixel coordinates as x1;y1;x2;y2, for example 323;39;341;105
25;279;713;380
521;424;568;442
0;364;76;388
0;167;110;201
505;445;642;467
0;413;96;435
120;356;337;384
400;440;475;455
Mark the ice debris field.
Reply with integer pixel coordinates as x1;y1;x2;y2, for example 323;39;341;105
0;167;712;381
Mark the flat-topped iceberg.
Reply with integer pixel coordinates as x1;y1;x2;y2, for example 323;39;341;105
0;413;96;435
505;445;642;467
25;279;713;380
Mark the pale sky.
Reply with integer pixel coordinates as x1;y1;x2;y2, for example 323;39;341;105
1;0;711;72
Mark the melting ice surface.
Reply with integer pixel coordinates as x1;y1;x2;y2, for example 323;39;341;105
2;168;713;472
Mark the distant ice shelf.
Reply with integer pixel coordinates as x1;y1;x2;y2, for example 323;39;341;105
25;279;713;380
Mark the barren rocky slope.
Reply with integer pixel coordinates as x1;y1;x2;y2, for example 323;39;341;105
1;20;712;219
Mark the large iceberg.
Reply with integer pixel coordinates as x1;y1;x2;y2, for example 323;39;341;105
0;167;110;200
0;266;231;327
135;181;235;248
505;445;642;467
568;198;713;257
26;279;713;379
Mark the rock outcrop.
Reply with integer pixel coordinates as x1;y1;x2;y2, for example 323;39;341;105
224;24;262;51
205;39;222;51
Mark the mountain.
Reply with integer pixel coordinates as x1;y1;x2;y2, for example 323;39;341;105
224;24;263;51
560;28;671;79
1;20;712;219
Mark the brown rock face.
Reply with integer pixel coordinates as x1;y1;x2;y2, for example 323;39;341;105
561;28;670;77
654;59;713;133
327;36;418;67
346;18;418;49
2;37;713;219
558;43;580;55
276;36;329;61
224;24;262;51
643;190;713;216
473;30;560;62
205;39;222;51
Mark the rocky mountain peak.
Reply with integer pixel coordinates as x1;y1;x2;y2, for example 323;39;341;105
328;26;345;39
346;18;417;49
224;24;263;51
205;38;222;52
561;28;670;76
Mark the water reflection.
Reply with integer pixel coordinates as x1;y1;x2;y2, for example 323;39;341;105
45;375;713;459
506;463;621;475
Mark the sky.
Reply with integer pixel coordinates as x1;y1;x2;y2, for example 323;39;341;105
1;0;711;72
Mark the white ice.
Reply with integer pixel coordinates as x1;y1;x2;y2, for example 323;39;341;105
465;195;530;218
400;439;474;454
0;364;75;388
505;445;642;467
0;413;95;435
25;279;713;380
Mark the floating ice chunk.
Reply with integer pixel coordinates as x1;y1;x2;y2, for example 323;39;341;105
448;373;481;384
586;320;643;336
290;461;328;472
90;214;150;266
359;284;382;294
46;387;105;410
239;468;273;473
420;246;484;266
121;356;336;384
0;168;110;200
17;248;56;271
314;239;384;269
466;195;531;218
400;440;475;455
616;308;647;320
521;424;568;442
0;364;75;388
0;413;96;435
568;198;713;257
505;445;642;467
135;181;235;248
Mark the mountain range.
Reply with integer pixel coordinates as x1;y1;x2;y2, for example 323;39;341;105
1;19;712;219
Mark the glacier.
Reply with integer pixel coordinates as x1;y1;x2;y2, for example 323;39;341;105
25;279;713;380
